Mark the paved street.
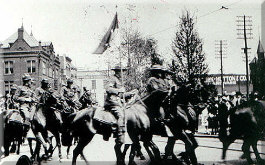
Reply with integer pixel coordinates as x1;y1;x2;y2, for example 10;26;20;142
1;134;265;165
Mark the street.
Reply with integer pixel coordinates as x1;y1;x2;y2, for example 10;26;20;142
1;134;265;165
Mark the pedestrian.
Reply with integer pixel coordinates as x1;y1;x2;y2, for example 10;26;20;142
201;106;209;134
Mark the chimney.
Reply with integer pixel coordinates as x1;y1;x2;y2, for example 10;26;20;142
18;27;24;40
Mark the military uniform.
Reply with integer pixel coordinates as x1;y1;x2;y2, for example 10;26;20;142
147;76;168;94
147;65;169;94
15;84;36;125
5;86;18;110
61;85;76;109
105;75;125;140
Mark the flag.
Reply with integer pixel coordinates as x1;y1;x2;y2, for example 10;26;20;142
93;12;119;54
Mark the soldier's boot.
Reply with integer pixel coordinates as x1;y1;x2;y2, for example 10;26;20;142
116;126;125;144
23;118;31;138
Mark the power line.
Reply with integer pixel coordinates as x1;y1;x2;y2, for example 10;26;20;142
147;0;245;37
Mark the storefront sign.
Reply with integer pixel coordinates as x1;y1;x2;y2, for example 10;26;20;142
206;75;247;85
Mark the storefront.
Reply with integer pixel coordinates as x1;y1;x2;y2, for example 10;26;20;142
206;74;253;95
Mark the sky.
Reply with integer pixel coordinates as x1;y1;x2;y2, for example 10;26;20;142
0;0;263;74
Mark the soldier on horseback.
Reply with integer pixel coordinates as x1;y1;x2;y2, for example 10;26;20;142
147;64;169;94
61;79;77;112
14;73;36;130
35;79;50;101
104;65;128;144
5;85;19;110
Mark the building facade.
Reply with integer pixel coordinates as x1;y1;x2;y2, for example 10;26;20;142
76;68;109;106
59;54;77;87
206;74;252;95
249;40;265;97
0;25;60;95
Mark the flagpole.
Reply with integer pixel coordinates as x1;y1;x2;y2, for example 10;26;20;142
115;8;127;137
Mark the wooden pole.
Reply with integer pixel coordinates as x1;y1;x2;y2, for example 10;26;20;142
243;15;249;101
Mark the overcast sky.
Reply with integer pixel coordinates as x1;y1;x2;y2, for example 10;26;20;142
0;0;263;74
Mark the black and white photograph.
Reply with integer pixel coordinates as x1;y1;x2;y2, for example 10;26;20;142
0;0;265;164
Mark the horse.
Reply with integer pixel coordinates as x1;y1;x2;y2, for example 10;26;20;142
66;90;169;165
61;90;94;159
30;90;64;162
218;99;265;164
161;84;206;165
3;109;26;156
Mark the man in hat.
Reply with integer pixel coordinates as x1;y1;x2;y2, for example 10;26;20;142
35;78;50;102
146;64;172;136
5;84;19;110
104;65;128;143
147;64;168;94
14;73;36;127
61;79;77;111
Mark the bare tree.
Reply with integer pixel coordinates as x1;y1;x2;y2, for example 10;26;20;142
171;10;208;85
120;29;163;93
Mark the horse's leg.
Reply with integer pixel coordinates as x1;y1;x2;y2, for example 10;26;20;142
242;140;253;164
72;135;93;165
149;140;161;162
67;145;71;159
28;138;34;156
114;140;125;165
128;144;137;165
251;140;264;163
10;141;16;153
135;142;145;160
16;139;22;155
32;131;48;161
179;131;197;165
40;131;52;158
164;137;177;160
121;144;130;159
80;152;89;165
143;141;155;162
51;130;62;159
4;138;11;156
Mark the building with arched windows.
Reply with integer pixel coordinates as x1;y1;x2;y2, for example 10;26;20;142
0;25;60;95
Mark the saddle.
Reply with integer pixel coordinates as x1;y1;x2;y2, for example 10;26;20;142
93;107;117;125
6;110;24;124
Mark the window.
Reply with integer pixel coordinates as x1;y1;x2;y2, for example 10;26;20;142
4;61;14;74
52;70;55;78
42;61;46;75
49;67;52;77
92;80;96;90
27;60;36;73
5;81;14;95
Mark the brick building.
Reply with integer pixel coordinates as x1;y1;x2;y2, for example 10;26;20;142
249;40;265;97
76;68;109;106
0;25;60;95
59;54;77;86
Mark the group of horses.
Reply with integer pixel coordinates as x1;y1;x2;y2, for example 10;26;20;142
3;85;265;165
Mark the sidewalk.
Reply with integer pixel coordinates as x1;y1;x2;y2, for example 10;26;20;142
195;126;219;138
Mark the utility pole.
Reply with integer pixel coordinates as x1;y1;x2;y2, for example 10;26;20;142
215;40;227;95
236;15;253;101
